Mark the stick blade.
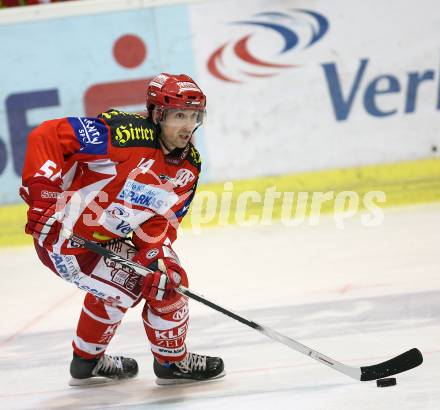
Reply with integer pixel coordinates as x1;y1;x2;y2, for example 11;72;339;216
360;348;423;381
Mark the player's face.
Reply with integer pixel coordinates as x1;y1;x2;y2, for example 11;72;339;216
159;109;204;150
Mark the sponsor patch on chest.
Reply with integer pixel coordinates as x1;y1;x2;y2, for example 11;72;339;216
67;117;108;155
116;179;179;214
98;202;153;236
159;168;195;188
49;253;81;280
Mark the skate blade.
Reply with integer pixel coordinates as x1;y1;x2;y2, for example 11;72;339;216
155;370;226;386
69;376;128;387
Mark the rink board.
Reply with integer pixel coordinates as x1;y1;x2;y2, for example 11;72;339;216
1;0;440;203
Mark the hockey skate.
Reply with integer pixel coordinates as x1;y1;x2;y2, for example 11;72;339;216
69;352;138;386
154;352;225;385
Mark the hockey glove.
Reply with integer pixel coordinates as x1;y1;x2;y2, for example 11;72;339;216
20;176;63;246
133;243;187;302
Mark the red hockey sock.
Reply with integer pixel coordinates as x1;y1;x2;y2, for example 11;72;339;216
142;296;189;363
72;293;127;359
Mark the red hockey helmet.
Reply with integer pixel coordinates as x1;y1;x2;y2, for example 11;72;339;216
146;73;206;123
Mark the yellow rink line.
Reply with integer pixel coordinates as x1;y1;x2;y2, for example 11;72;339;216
1;157;440;248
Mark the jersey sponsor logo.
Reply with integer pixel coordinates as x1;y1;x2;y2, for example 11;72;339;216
117;179;178;214
112;123;155;147
98;202;144;236
146;248;159;259
105;239;137;260
71;280;111;302
155;322;188;340
106;203;130;219
111;269;130;286
172;305;189;321
114;269;141;293
159;169;195;188
50;253;80;280
174;169;195;187
99;203;133;235
104;255;143;294
99;110;155;148
67;239;82;248
67;117;108;155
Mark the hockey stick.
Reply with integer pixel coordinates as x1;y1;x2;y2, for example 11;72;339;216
61;229;423;382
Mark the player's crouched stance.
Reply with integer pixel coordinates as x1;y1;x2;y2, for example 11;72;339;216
19;73;225;386
68;243;224;386
68;242;224;386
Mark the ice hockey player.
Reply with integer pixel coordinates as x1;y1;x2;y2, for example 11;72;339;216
19;73;225;386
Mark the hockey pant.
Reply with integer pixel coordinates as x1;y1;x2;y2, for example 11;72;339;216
34;240;189;362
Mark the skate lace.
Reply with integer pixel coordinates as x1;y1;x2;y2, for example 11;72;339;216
176;353;206;374
93;355;123;376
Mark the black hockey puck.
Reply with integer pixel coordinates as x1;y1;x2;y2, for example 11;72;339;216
376;378;397;387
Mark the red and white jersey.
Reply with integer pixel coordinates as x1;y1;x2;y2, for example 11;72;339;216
21;109;201;254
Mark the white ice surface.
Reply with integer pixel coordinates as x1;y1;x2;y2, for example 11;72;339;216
0;203;439;409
